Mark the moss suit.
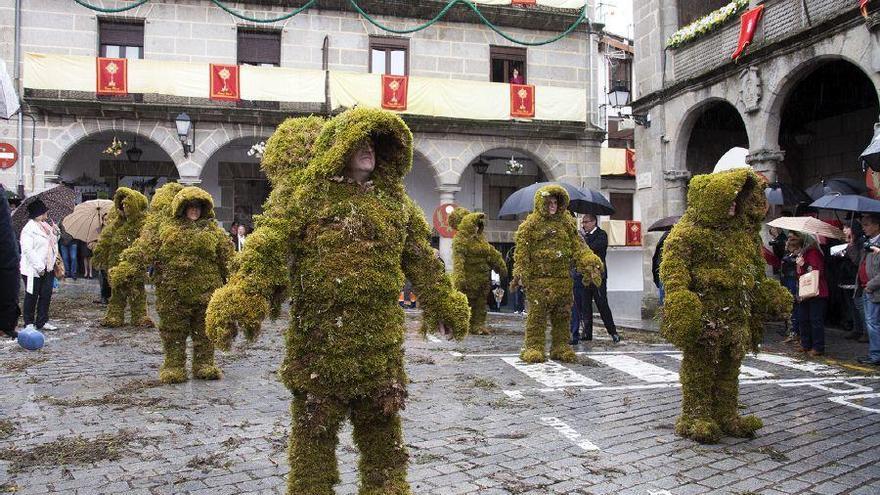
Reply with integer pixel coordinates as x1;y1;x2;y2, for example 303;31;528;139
449;207;507;334
659;169;791;444
206;108;470;495
92;187;150;328
513;185;603;363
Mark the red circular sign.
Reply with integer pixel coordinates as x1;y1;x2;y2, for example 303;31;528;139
0;143;17;170
433;203;458;238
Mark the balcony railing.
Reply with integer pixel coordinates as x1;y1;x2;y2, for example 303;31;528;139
23;53;587;124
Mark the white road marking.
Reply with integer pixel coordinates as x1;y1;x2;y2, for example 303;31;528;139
501;357;601;388
829;393;880;414
779;380;874;394
426;335;442;343
455;350;686;358
752;353;840;376
539;416;599;451
503;390;524;400
589;354;679;383
501;376;876;395
666;354;773;379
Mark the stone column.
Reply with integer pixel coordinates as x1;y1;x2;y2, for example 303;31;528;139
746;148;785;183
437;185;460;272
177;160;203;186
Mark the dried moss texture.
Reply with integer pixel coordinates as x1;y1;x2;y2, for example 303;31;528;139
513;185;603;363
449;208;507;334
206;108;470;495
659;169;791;444
92;187;150;327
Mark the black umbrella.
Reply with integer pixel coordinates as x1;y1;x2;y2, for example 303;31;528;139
765;182;811;206
498;181;615;217
861;126;880;172
805;178;867;200
11;185;76;236
647;215;681;232
809;194;880;214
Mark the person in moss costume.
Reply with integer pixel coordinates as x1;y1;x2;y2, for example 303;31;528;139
513;185;603;363
660;168;791;444
206;108;470;495
115;185;232;383
448;207;507;335
91;187;151;328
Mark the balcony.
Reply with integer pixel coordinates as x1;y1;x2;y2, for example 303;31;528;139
23;53;590;137
670;0;855;83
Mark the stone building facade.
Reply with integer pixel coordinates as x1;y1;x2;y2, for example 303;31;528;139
633;0;880;312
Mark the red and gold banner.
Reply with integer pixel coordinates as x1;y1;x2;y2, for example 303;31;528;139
731;5;765;61
96;57;127;96
381;74;408;111
861;0;871;18
625;220;642;246
512;0;538;5
210;64;240;101
510;84;535;118
625;148;636;176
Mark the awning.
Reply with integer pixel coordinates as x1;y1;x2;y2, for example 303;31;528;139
600;147;635;176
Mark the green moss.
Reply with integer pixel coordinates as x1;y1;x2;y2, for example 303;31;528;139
659;169;792;444
449;208;507;335
93;187;149;327
513;185;603;363
206;107;469;494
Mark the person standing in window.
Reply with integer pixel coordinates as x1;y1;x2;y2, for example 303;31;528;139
510;67;524;85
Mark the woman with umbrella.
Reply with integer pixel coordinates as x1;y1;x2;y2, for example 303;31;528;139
19;199;60;331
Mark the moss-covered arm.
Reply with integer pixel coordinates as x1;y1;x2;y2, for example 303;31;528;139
91;211;118;270
573;235;603;287
487;244;508;279
401;200;470;340
659;224;704;349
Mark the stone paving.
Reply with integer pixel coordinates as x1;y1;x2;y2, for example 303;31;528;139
1;281;880;494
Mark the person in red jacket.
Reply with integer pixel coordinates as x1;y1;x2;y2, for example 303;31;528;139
795;233;828;356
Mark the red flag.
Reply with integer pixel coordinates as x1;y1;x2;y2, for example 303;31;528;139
512;0;537;5
209;64;240;101
861;0;870;18
381;74;408;111
96;58;127;96
625;221;642;246
510;84;535;118
625;148;636;176
731;5;765;61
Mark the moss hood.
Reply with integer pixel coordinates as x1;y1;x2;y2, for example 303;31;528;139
113;187;148;222
449;207;485;238
261;115;326;186
306;107;413;190
533;184;570;219
149;182;184;215
172;186;215;221
686;168;765;228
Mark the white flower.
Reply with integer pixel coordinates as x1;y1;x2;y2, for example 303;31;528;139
248;140;266;159
665;0;747;48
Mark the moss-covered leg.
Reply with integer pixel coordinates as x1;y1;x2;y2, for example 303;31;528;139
520;294;547;363
101;285;126;327
469;292;489;335
287;393;346;495
129;281;153;327
350;396;410;495
714;345;762;438
159;332;188;384
191;304;221;380
676;351;721;443
549;302;576;363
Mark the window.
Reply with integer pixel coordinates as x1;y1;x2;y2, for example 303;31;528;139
369;36;408;75
237;29;281;67
490;46;526;84
677;0;731;28
609;193;633;221
99;20;144;59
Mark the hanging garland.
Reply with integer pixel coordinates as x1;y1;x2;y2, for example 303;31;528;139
71;0;587;46
72;0;149;13
348;0;588;46
665;0;748;49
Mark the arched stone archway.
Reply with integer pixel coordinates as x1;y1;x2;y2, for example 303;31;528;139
198;135;272;227
674;97;750;177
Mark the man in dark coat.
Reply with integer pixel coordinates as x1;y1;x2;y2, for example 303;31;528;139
652;230;670;305
571;213;620;343
0;185;21;339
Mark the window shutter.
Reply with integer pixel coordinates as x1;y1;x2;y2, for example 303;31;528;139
237;30;281;66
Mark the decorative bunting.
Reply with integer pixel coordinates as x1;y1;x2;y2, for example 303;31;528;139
511;0;538;5
510;83;535;118
96;57;127;96
625;148;636;176
381;74;408;110
861;0;871;18
731;5;765;61
210;64;240;101
625;220;642;246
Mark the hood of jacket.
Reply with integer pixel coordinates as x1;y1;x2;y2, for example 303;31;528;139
171;186;215;221
113;187;148;223
533;184;570;219
449;207;485;238
305;107;413;190
149;182;184;216
261;115;326;186
686;168;764;229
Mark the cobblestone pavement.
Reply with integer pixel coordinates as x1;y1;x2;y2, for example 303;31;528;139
2;282;880;494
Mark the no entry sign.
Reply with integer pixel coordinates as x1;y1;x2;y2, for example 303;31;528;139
433;203;458;238
0;143;17;170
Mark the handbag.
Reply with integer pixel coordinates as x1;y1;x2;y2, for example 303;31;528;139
798;269;820;300
53;255;65;279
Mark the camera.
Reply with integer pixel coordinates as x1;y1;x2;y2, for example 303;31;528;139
863;239;878;252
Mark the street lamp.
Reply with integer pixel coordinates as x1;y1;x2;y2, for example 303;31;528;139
126;136;143;163
607;80;650;128
472;156;490;175
174;112;195;157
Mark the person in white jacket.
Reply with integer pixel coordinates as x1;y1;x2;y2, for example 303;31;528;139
19;199;59;331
